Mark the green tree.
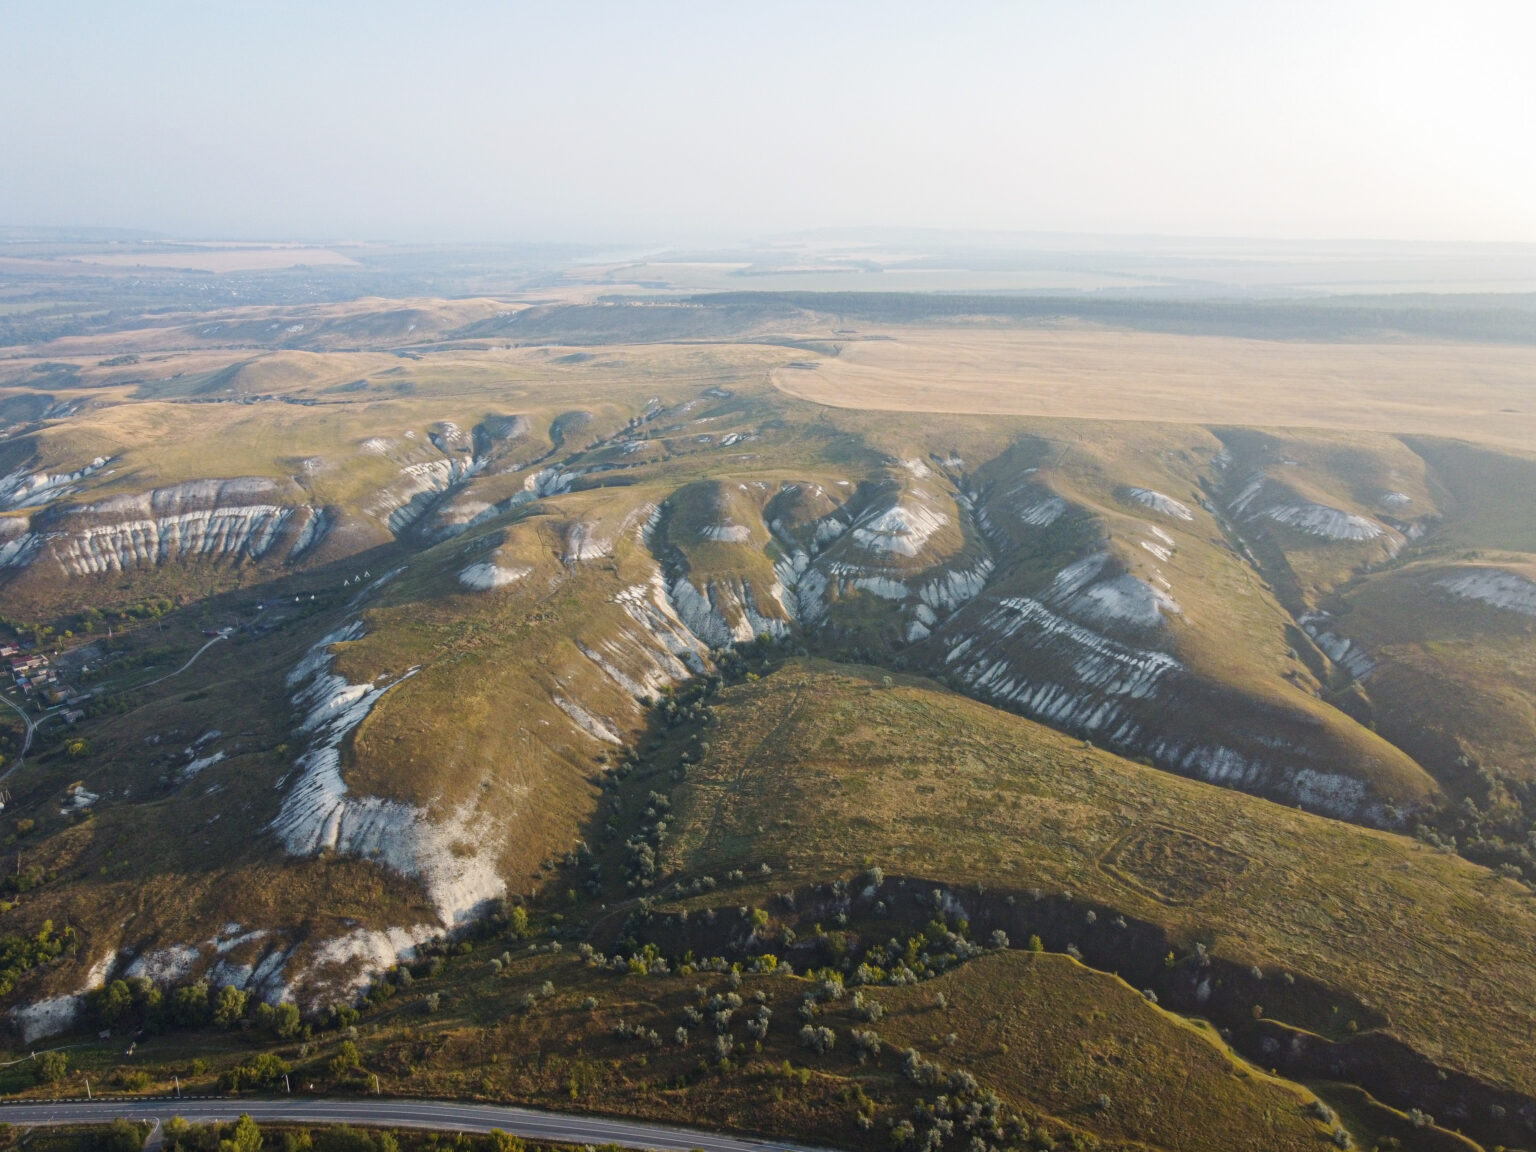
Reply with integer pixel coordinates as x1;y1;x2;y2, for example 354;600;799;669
327;1040;361;1080
89;979;134;1027
100;1119;145;1152
34;1050;67;1083
219;1115;261;1152
489;1132;524;1152
171;981;212;1029
508;905;529;938
213;985;248;1028
271;1001;302;1040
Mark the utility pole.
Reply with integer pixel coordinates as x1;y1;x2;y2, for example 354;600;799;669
372;1074;379;1096
85;1077;91;1100
283;1074;290;1094
174;1075;180;1099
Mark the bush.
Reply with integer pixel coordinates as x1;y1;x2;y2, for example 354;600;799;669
218;1116;261;1152
213;985;248;1029
100;1120;144;1152
799;1024;835;1055
221;1053;289;1092
34;1050;67;1083
850;1028;882;1061
272;1001;302;1040
327;1041;362;1080
313;1127;377;1152
161;1118;194;1152
89;979;134;1027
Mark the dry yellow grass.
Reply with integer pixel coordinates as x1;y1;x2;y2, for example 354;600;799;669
0;244;359;274
773;325;1536;451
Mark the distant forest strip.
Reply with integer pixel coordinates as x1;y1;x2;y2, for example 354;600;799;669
682;290;1536;344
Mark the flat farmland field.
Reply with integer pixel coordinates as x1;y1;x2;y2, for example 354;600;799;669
773;324;1536;450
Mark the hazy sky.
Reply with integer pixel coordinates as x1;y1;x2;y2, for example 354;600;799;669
3;0;1533;244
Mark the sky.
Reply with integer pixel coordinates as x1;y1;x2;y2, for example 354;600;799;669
2;0;1533;244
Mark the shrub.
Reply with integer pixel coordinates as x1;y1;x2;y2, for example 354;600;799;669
100;1119;144;1152
799;1024;835;1055
213;985;248;1029
313;1128;378;1152
218;1116;261;1152
256;1001;303;1040
327;1041;362;1080
221;1053;289;1092
1027;935;1044;953
489;1131;523;1152
171;981;212;1029
850;1029;882;1061
34;1050;67;1083
89;980;134;1027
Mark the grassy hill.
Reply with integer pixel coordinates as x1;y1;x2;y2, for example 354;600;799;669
6;290;1536;1151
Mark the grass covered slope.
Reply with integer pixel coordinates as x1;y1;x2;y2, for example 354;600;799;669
660;660;1536;1098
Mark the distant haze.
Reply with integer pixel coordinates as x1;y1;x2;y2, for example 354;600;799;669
3;0;1533;244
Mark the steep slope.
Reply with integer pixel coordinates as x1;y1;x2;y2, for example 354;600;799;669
657;660;1536;1117
901;425;1438;821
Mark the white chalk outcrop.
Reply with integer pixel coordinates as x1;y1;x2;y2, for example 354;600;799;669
1436;569;1536;619
1125;487;1194;521
0;455;111;510
1300;612;1375;681
934;547;1383;822
553;695;624;744
0;478;327;576
271;623;505;925
667;574;791;647
373;457;484;535
563;521;612;562
11;995;84;1044
50;506;296;575
300;926;438;1004
1230;475;1385;542
850;500;949;557
459;559;531;590
1045;554;1181;631
700;523;753;543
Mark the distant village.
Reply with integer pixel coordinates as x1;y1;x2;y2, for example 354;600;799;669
1;643;88;724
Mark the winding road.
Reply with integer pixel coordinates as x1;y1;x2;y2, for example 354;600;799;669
0;692;36;783
137;634;228;690
0;634;227;781
0;1097;836;1152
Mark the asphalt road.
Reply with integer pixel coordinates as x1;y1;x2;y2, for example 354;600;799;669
0;692;36;781
0;1096;840;1152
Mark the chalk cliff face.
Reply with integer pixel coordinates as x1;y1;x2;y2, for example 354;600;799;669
272;623;504;926
0;478;331;576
